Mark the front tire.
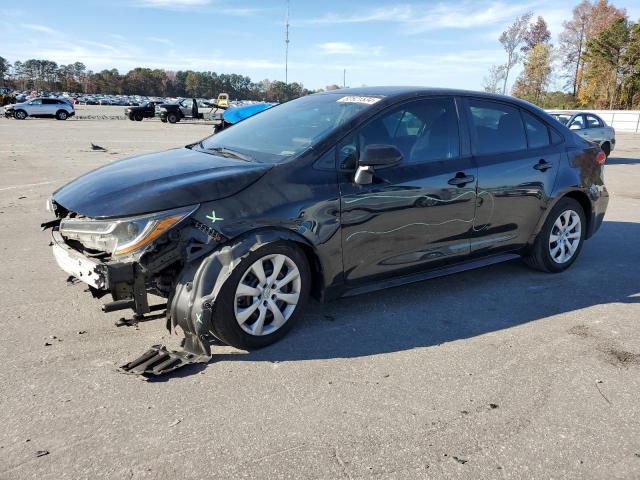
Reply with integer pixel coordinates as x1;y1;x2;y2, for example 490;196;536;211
167;113;178;123
211;242;311;350
134;112;143;121
14;110;27;120
56;110;68;120
522;197;586;273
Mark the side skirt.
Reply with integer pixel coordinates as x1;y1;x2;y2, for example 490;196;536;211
341;253;521;298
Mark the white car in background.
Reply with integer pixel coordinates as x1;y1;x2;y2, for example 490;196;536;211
548;110;615;156
4;97;75;120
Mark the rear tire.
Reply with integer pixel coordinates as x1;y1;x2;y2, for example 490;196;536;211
522;197;586;273
55;110;68;120
210;241;311;350
134;112;143;121
601;142;611;157
14;109;27;120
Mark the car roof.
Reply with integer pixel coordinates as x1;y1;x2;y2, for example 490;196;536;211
318;86;516;101
316;86;550;113
547;110;601;117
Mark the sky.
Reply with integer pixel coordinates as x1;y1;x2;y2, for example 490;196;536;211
1;0;640;92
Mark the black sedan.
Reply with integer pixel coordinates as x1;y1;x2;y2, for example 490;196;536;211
46;87;608;374
125;101;158;121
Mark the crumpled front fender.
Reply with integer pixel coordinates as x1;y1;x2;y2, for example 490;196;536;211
168;229;312;353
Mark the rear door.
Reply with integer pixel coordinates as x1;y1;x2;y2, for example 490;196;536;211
339;96;477;283
584;114;607;144
42;99;59;115
464;98;561;254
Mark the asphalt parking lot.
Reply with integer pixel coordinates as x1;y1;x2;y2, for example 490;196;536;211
0;114;639;479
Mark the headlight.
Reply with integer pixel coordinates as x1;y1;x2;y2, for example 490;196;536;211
59;205;197;256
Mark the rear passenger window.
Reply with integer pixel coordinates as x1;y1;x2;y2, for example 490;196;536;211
468;99;527;155
585;114;602;128
523;112;550;149
550;129;563;145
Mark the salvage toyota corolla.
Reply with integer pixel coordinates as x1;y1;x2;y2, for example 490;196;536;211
44;87;608;374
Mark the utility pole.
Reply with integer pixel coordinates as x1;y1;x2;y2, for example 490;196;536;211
343;69;346;88
285;0;290;84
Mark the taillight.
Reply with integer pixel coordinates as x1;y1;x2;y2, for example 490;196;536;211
596;151;606;164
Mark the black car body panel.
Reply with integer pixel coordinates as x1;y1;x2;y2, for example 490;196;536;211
47;87;609;366
52;148;273;218
126;102;157;119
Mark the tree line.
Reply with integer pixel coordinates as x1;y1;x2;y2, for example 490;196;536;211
485;0;640;109
0;58;317;102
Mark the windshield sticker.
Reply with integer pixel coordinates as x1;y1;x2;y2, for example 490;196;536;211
337;96;381;105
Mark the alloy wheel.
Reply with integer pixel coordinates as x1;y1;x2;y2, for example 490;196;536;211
549;209;581;264
234;254;301;336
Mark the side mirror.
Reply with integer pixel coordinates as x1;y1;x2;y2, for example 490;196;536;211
569;123;581;130
354;144;403;185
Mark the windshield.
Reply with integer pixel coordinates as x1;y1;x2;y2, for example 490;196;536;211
551;113;573;125
198;93;380;163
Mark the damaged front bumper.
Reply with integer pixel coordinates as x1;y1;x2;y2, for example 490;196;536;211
51;230;151;315
49;225;217;375
52;230;107;290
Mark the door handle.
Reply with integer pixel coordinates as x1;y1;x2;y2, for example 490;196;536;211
533;160;552;171
447;173;475;187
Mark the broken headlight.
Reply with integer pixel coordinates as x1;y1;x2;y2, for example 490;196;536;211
59;205;197;256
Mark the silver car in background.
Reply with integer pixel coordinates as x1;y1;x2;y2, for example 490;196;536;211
548;110;615;156
4;97;75;120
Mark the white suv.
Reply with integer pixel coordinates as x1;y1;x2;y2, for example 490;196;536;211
4;97;75;120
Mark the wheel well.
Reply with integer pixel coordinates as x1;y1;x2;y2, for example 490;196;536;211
563;190;592;232
290;241;323;299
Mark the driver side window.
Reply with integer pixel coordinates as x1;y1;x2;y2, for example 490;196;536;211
569;115;585;130
338;97;460;170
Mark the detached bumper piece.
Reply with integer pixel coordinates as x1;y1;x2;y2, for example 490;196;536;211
120;343;210;375
120;330;212;376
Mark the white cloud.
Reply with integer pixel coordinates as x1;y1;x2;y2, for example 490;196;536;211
317;42;383;56
306;1;538;33
145;36;175;46
134;0;210;9
21;23;59;35
217;7;273;17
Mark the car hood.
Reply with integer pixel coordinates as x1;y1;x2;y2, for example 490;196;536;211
52;147;272;218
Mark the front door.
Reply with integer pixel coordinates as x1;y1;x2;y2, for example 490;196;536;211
339;96;477;284
463;98;561;254
27;98;44;116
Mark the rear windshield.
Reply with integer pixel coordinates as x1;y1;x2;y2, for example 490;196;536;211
198;93;381;163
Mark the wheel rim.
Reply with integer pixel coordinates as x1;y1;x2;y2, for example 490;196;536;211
234;254;301;336
59;112;66;119
549;209;581;264
16;111;25;119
